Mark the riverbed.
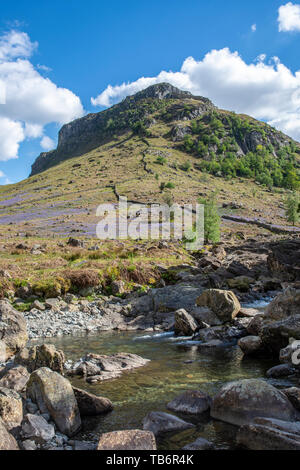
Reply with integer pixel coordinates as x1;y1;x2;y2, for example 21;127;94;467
29;315;297;450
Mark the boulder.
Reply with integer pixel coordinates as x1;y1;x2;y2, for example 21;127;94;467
167;390;212;415
21;413;55;444
260;315;300;353
283;388;300;411
71;353;149;383
267;240;300;281
16;344;65;374
196;289;240;323
0;300;28;360
150;284;203;313
97;430;156;450
266;364;296;378
142;411;195;436
174;309;198;336
264;288;300;321
211;379;296;426
0;417;19;450
0;365;30;392
0;387;23;431
26;367;81;437
227;276;254;292
246;314;265;336
238;336;265;356
190;306;222;326
111;280;126;295
182;437;215;450
237;417;300;450
73;387;113;416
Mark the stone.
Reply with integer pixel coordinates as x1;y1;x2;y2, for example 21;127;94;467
142;411;195;436
149;284;203;313
72;353;149;382
238;336;264;356
190;306;222;326
174;309;198;336
0;365;29;392
260;315;300;353
73;440;97;450
26;367;81;437
267;240;300;281
282;388;300;411
196;289;240;323
0;417;19;450
22;439;37;450
246;314;265;336
266;364;296;378
264;288;300;321
111;280;126;295
32;300;45;311
211;379;296;426
167;390;212;415
0;300;28;360
227;276;254;292
237;417;300;450
16;344;65;374
21;413;55;443
67;237;83;247
97;430;156;450
0;387;23;431
182;437;215;450
73;387;113;416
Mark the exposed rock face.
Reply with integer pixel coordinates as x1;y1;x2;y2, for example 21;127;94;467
26;367;81;437
211;379;296;426
238;336;265;356
16;344;65;374
174;309;198;336
0;365;30;392
167;390;212;415
196;289;240;323
264;288;300;321
0;387;23;431
143;411;195;436
0;417;19;450
237;417;300;450
70;353;150;383
268;240;300;281
0;301;28;360
97;430;157;450
182;437;215;450
73;387;113;416
21;414;55;444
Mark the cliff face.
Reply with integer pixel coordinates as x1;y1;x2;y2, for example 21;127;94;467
30;82;299;177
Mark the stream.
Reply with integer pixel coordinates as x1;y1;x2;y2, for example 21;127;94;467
30;299;297;450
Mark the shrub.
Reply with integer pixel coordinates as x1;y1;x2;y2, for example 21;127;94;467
62;269;100;290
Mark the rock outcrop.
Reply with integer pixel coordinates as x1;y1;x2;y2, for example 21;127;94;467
0;301;28;361
196;289;241;323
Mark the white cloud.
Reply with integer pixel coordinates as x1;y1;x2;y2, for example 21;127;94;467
251;24;257;32
91;48;300;141
0;30;84;161
40;135;55;150
0;170;5;178
278;2;300;32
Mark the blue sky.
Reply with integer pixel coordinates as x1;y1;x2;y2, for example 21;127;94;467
0;0;300;183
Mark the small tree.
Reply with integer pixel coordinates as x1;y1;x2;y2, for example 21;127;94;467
200;192;221;243
285;192;300;226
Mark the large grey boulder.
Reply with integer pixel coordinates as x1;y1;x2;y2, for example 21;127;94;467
211;379;296;426
0;417;19;450
167;390;212;415
237;417;300;450
238;336;265;356
97;429;156;450
143;411;195;436
73;387;113;416
21;413;55;444
260;315;300;353
0;301;27;360
196;289;240;323
174;309;198;336
150;284;203;313
264;288;300;321
26;367;81;437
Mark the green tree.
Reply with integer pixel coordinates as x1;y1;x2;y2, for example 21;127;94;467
285;192;300;226
199;192;221;243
